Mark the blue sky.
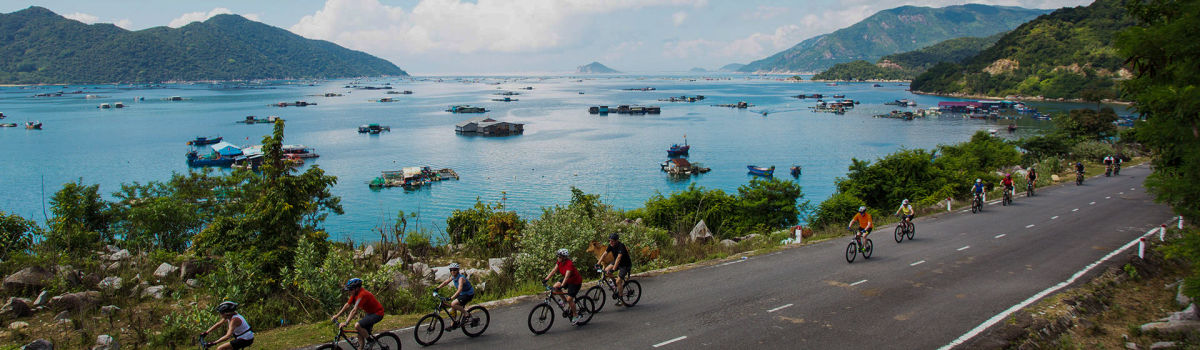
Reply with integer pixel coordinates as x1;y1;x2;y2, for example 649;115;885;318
2;0;1092;74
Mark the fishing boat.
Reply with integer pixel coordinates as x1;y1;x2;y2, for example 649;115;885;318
667;137;690;157
98;103;111;109
24;121;42;130
282;145;319;158
0;123;17;127
747;165;775;177
186;144;240;167
187;136;224;146
790;165;802;177
491;97;518;102
446;105;488;113
358;124;391;134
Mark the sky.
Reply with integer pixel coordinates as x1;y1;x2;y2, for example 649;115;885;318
1;0;1093;74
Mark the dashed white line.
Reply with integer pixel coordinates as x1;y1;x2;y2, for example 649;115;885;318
1072;208;1079;212
1025;224;1036;228
995;234;1006;238
1119;192;1124;195
717;259;746;267
654;336;688;348
1089;201;1096;205
850;279;868;286
1106;196;1111;199
957;246;970;251
1051;216;1059;220
767;304;794;313
910;260;926;266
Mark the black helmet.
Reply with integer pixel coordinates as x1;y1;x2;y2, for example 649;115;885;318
343;278;363;291
216;301;238;313
609;233;620;241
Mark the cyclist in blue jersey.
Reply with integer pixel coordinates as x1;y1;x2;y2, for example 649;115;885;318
435;263;475;330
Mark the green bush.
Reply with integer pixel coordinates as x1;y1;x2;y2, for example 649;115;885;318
281;238;351;313
1070;140;1115;162
812;192;865;229
0;212;38;260
45;179;113;255
639;179;809;239
446;198;525;257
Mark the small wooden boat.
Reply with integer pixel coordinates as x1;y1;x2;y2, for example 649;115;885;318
0;123;18;127
24;121;42;130
491;97;518;102
187;136;224;146
747;165;775;177
358;124;391;134
667;144;690;157
186;150;235;167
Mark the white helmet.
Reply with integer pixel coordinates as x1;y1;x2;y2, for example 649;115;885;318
976;178;982;183
556;248;569;257
857;206;867;213
448;262;460;270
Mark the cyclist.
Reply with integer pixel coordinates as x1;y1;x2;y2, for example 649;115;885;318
597;233;632;306
1026;168;1038;190
543;248;583;324
331;278;385;350
200;301;254;350
1001;173;1015;199
1103;155;1114;173
847;206;873;251
1114;154;1123;174
971;178;986;203
434;263;474;330
1075;162;1085;175
894;199;914;224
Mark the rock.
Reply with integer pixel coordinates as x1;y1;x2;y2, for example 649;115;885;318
22;339;52;350
432;266;451;281
103;261;122;272
56;268;82;287
389;271;409;290
634;218;643;225
9;321;29;329
33;291;48;306
464;268;488;278
689;220;712;243
1139;320;1200;334
98;277;123;291
737;234;762;242
385;258;403;267
488;258;508;274
153;263;179;280
410;262;431;278
180;260;213;279
719;239;737;247
141;285;166;299
1168;304;1199;322
100;305;120;315
82;274;101;288
107;249;131;261
94;334;118;350
3;266;52;291
1150;341;1177;350
53;311;70;323
1127;342;1140;350
1;297;32;318
362;245;375;257
1178;284;1192;307
1051;174;1061;181
185;279;200;288
49;291;100;311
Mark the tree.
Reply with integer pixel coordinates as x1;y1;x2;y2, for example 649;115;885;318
733;178;810;232
1055;107;1119;140
45;179;113;254
0;212;38;260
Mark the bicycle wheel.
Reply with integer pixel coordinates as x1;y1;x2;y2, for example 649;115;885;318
906;223;915;240
574;297;595;325
845;242;857;263
971;202;978;214
372;332;401;350
585;285;606;312
414;313;444;346
620;280;642;307
894;226;904;243
462;306;490;337
527;303;554;335
315;345;338;350
863;239;873;259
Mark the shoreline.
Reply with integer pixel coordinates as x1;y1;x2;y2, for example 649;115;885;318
910;90;1132;105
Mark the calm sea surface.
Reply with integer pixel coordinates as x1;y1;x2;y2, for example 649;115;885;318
0;75;1124;242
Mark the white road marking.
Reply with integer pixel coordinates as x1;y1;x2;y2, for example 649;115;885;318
1106;196;1111;199
767;304;794;313
717;259;746;267
938;224;1170;350
994;234;1006;238
1072;208;1079;212
1025;224;1036;229
654;336;688;348
1051;216;1059;220
1119;192;1124;195
957;246;970;251
910;260;926;266
1131;188;1136;190
850;279;868;286
1089;202;1096;205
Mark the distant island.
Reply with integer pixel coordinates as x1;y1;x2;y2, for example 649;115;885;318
689;67;707;73
576;62;620;74
0;6;407;84
718;63;746;72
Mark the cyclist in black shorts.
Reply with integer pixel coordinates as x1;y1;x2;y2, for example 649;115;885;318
598;233;632;305
434;263;475;330
544;248;584;324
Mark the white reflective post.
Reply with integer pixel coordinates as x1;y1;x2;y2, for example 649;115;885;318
1139;237;1146;259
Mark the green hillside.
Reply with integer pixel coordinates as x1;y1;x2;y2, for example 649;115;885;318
910;0;1132;99
0;7;407;84
811;34;1002;81
740;4;1049;73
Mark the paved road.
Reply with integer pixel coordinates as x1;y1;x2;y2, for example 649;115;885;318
360;165;1173;349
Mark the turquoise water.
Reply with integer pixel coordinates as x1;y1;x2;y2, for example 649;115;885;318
0;76;1113;242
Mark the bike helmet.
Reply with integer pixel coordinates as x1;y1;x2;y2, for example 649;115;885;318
857;206;867;213
448;262;460;270
556;248;569;257
215;301;238;314
902;199;909;205
976;178;982;183
343;277;363;291
609;233;620;241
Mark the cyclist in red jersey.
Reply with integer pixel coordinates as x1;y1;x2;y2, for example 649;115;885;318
544;248;584;324
331;278;385;350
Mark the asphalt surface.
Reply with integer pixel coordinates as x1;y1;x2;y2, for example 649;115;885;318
336;164;1174;349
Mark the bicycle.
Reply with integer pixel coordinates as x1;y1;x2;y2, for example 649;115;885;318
971;193;984;214
413;291;490;346
845;228;873;263
315;323;401;350
585;264;642;312
197;335;211;350
1114;163;1121;175
1026;180;1035;197
1105;164;1112;177
527;281;595;335
893;215;915;243
1001;186;1013;206
1076;171;1084;186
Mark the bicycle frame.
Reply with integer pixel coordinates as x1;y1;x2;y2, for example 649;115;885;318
541;283;576;315
327;326;377;349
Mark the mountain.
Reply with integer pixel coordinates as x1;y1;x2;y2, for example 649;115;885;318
811;33;1003;81
689;67;707;72
719;63;746;72
576;62;619;74
0;7;407;84
739;4;1051;73
910;0;1133;100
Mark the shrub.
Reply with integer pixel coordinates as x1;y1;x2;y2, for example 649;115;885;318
446;198;525;257
406;230;433;258
45;179;113;255
1070;140;1115;162
812;192;865;229
0;212;38;260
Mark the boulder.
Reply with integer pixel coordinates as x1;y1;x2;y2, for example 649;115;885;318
1051;174;1061;181
432;266;451;281
1150;341;1177;350
180;260;213;279
3;266;52;291
488;258;508;274
33;291;49;306
55;267;82;287
384;258;403;267
153;263;179;280
389;271;409;290
49;291;100;311
1168;304;1199;322
1;297;33;318
141;285;166;299
107;249;131;261
362;245;375;258
1127;342;1140;350
185;279;200;288
9;321;29;329
103;261;122;272
100;305;120;315
737;234;762;242
719;239;737;247
53;311;70;324
22;339;53;350
689;220;712;243
82;274;101;288
1140;320;1200;334
98;277;123;291
93;334;118;350
410;262;431;278
1178;284;1192;307
463;268;488;278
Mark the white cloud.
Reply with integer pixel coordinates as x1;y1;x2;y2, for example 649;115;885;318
672;11;687;26
290;0;706;55
112;19;133;29
169;8;261;28
663;24;807;60
63;12;133;30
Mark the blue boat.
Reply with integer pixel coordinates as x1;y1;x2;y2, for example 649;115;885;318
747;165;775;177
186;150;235;167
667;144;690;157
186;136;223;146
